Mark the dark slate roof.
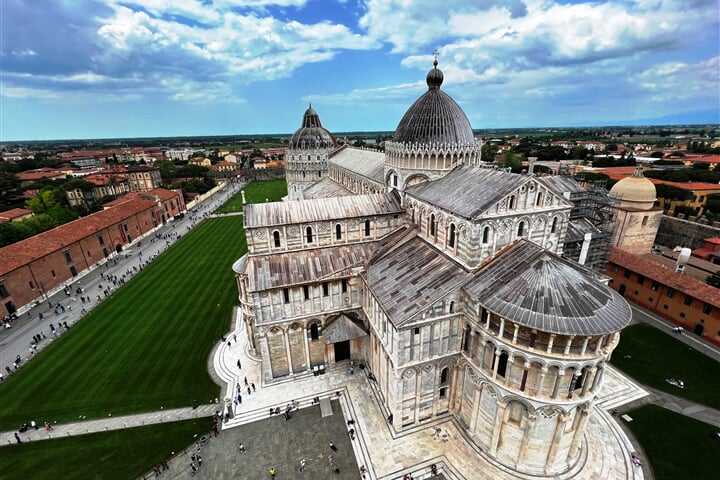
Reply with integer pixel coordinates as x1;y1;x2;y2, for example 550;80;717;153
392;63;476;146
465;240;631;335
405;167;529;219
537;175;586;196
246;243;373;293
244;193;402;228
564;218;601;243
329;147;385;184
302;177;354;199
366;237;472;327
288;106;338;149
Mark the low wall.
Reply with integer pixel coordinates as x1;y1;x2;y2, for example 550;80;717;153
655;215;720;249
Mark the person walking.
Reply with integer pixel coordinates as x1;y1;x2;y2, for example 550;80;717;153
269;467;276;478
300;458;306;472
329;441;337;452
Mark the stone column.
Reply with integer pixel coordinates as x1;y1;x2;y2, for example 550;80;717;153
489;401;507;456
512;324;519;344
568;407;591;460
545;413;571;473
581;367;594;396
303;326;311;372
284;330;294;376
580;336;589;356
551;369;565;400
498;317;505;338
564;335;574;355
504;355;514;387
517;413;538;466
590;363;604;394
546;334;556;354
492;349;501;379
536;367;548;397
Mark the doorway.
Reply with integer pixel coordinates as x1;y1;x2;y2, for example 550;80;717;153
618;284;626;296
334;340;350;362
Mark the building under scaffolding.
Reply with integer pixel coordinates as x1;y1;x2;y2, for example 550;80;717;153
541;175;617;274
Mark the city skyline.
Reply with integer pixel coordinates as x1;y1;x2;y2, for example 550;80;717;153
1;0;718;141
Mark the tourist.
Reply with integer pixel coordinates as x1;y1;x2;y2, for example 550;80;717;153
329;441;337;452
300;458;306;472
238;443;246;452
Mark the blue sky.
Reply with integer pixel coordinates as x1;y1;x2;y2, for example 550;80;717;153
1;0;718;141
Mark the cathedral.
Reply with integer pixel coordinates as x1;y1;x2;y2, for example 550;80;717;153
233;60;632;475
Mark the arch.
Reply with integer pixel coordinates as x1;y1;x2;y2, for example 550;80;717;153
335;223;342;240
509;195;516;210
536;191;544;206
448;223;456;247
364;219;371;237
551;217;558;233
449;300;455;313
482;226;491;244
440;366;450;385
309;323;320;340
273;230;281;247
430;214;436;237
404;173;431;189
306;226;314;243
517;221;525;237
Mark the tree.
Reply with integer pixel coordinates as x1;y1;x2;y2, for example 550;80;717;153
498;152;523;173
481;143;499;160
25;188;66;214
654;184;693;212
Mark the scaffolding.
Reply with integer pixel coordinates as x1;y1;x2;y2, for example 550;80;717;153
562;177;618;275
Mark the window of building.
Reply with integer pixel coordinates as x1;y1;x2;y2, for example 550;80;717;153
679;312;686;318
623;270;631;279
439;387;447;398
51;270;56;278
449;301;455;313
273;231;281;248
612;265;619;273
0;283;9;299
666;288;674;298
29;281;35;289
98;235;105;246
703;304;712;315
303;285;309;300
440;367;449;384
634;290;639;296
509;195;516;210
684;295;693;307
335;224;342;240
414;327;420;335
551;217;558;233
306;226;313;243
393;174;398;187
651;282;659;291
482;226;490;244
448;223;456;248
637;275;645;285
64;251;72;263
663;304;669;310
322;282;329;296
283;288;290;303
310;323;319;340
341;279;347;293
642;215;649;226
430;214;436;236
648;297;653;302
536;192;543;206
364;219;371;237
517;221;525;236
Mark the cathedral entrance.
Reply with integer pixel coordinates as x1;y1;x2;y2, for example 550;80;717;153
334;340;350;362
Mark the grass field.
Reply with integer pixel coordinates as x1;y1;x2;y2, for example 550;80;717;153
0;419;206;480
0;216;247;430
610;324;720;410
216;178;287;213
624;405;720;480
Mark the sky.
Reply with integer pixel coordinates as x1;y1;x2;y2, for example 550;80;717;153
1;0;718;141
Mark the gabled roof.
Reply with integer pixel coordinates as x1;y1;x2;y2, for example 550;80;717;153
0;198;156;276
610;247;720;307
366;236;472;327
302;177;354;199
328;146;385;184
244;193;402;228
0;208;33;221
465;240;632;335
322;313;369;344
245;243;374;295
406;167;534;219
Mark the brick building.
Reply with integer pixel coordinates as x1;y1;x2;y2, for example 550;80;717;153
606;247;720;345
0;189;184;318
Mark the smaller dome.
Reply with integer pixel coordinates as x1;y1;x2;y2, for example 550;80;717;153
609;166;657;204
426;58;443;89
288;105;337;150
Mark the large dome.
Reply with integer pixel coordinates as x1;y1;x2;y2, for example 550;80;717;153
609;166;657;205
392;60;476;145
288;105;337;149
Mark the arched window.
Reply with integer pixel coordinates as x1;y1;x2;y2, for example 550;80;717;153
273;231;281;247
336;224;342;240
364;219;371;237
482;226;490;244
509;195;516;210
310;323;319;340
449;301;455;313
448;223;456;248
517;221;525;236
306;226;314;243
536;191;543;206
430;214;436;236
551;217;558;233
440;367;449;384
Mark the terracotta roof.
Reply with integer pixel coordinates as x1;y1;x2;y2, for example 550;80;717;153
103;188;180;207
16;168;69;181
600;167;720;191
0;198;156;276
0;208;33;221
704;237;720;244
609;247;720;307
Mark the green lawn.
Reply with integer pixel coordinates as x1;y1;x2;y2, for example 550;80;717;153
624;405;720;480
216;178;287;213
0;216;247;430
0;419;207;480
611;324;720;410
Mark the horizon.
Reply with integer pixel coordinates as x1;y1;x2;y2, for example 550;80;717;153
1;0;718;142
